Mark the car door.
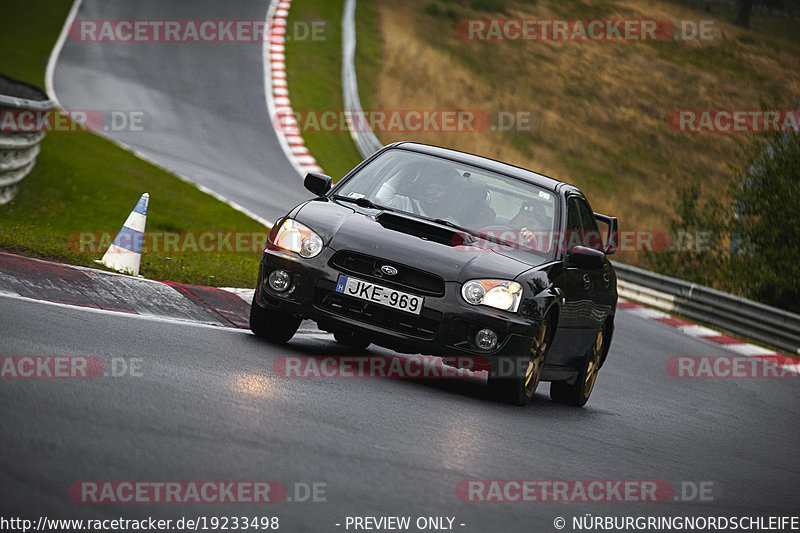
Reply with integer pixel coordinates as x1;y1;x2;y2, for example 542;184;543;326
554;196;597;362
573;196;610;337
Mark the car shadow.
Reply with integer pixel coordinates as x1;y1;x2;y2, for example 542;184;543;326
247;331;603;414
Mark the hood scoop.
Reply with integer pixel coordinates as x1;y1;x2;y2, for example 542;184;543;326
376;212;472;247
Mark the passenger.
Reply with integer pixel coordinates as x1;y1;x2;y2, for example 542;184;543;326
509;202;548;251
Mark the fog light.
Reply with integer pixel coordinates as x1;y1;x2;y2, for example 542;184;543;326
475;329;498;351
268;269;292;292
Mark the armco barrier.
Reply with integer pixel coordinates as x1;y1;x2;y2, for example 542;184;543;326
614;262;800;355
342;0;382;159
0;74;54;205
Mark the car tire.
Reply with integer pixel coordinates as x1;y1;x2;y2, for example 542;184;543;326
333;330;371;351
249;296;301;343
487;317;550;406
551;326;604;407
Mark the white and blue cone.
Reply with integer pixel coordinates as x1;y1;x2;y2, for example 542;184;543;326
97;193;149;276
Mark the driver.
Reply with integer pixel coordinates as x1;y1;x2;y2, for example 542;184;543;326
375;162;459;218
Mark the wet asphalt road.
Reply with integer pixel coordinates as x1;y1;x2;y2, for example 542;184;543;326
52;0;311;223
31;0;800;529
1;294;798;531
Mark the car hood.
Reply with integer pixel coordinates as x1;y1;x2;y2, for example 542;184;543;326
294;199;538;283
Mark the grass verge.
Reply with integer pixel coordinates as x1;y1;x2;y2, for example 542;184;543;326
284;0;379;181
0;0;266;288
368;0;800;270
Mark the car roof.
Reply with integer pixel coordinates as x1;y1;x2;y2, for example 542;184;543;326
387;141;580;196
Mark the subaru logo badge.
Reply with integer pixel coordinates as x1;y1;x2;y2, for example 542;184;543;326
380;265;398;276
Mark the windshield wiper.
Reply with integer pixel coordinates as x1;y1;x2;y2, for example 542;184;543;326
332;195;395;212
432;218;523;249
423;217;528;249
432;218;466;232
429;218;480;244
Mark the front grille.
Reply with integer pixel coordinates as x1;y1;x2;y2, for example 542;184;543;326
330;251;445;296
313;280;441;339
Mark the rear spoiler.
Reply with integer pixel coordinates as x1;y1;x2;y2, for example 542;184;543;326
593;213;618;255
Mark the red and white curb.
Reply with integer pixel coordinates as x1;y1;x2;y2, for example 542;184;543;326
618;299;800;375
220;287;255;303
264;0;324;177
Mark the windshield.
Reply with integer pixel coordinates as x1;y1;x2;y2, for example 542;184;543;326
335;149;558;260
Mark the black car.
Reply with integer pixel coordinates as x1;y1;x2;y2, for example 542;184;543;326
251;142;618;406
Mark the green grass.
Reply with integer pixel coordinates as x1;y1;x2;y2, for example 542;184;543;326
361;0;800;274
0;0;70;87
284;0;375;181
0;0;265;287
354;0;382;115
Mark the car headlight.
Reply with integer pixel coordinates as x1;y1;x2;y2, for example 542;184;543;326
461;280;522;312
272;219;323;258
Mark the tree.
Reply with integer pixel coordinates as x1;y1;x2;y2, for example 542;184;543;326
730;127;800;311
644;117;800;312
735;0;754;29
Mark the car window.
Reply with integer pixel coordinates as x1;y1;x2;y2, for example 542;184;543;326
335;150;557;252
566;198;583;233
565;197;582;251
566;196;603;252
575;197;603;251
334;149;557;258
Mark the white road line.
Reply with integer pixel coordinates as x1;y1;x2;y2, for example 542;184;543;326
725;343;779;356
44;0;82;109
627;307;671;320
677;324;723;338
0;291;253;334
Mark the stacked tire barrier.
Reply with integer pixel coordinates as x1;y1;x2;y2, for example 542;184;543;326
614;262;800;355
0;74;54;205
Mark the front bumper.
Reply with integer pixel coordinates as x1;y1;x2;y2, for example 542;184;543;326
254;248;539;366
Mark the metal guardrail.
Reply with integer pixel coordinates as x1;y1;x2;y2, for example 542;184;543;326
0;74;54;205
614;262;800;355
342;0;382;159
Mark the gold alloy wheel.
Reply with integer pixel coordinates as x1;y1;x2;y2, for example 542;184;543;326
584;330;604;397
524;321;548;396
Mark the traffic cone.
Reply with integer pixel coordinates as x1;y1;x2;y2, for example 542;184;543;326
97;193;149;276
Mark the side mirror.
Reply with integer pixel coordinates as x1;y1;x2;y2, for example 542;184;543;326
567;245;606;270
594;213;618;256
304;172;332;196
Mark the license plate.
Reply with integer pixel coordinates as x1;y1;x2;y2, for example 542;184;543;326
335;274;423;315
